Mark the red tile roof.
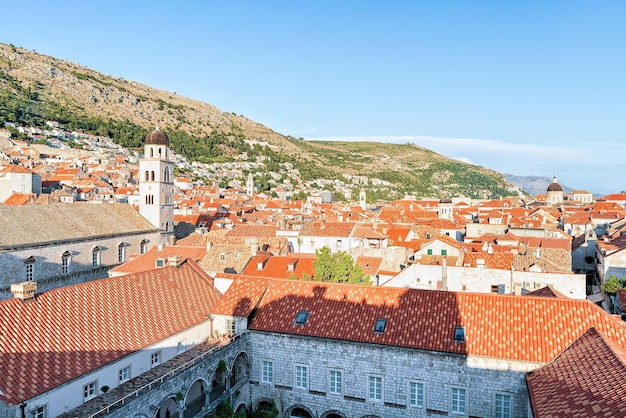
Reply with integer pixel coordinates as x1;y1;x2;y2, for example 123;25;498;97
245;280;626;364
0;260;221;406
527;327;626;418
108;245;207;275
212;277;271;317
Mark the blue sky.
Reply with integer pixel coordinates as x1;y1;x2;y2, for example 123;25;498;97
3;1;625;194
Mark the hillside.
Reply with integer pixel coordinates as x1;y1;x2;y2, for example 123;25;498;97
0;42;515;199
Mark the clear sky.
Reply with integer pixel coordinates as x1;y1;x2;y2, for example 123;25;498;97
2;1;625;195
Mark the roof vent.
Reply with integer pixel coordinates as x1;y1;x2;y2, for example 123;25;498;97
11;281;37;302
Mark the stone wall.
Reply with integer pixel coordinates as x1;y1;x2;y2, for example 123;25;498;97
0;230;160;299
248;332;532;418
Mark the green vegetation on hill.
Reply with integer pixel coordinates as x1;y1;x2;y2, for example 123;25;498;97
0;42;516;199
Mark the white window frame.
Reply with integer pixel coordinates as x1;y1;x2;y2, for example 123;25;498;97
92;247;101;267
83;380;97;401
367;375;383;403
493;392;514;418
140;240;148;254
117;243;126;263
328;369;343;396
450;386;468;416
119;365;130;383
408;380;425;408
25;260;34;281
294;364;309;390
150;351;161;368
31;404;47;418
61;252;71;275
261;359;274;385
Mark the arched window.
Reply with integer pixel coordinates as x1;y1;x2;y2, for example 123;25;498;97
117;243;126;263
150;148;154;157
151;171;155;181
92;247;101;267
145;171;149;181
61;251;71;274
158;147;162;157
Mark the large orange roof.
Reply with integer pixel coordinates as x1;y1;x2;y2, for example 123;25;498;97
245;280;626;365
0;261;221;406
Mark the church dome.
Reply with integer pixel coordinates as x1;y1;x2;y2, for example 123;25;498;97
145;127;170;146
547;175;563;192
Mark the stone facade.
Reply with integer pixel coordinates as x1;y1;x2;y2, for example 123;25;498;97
0;230;159;299
248;332;533;418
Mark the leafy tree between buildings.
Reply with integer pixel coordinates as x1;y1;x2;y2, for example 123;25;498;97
310;246;371;285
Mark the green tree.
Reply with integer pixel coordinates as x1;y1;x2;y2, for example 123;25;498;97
601;274;626;294
312;246;371;284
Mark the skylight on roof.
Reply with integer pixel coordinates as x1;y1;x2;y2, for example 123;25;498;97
374;318;386;334
294;310;309;326
454;326;465;343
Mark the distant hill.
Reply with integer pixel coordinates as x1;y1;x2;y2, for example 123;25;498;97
0;42;516;199
504;174;573;197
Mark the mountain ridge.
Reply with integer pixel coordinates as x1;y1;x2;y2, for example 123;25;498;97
0;42;516;200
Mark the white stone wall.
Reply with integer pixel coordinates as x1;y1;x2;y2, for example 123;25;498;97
20;321;211;418
0;231;160;297
248;332;533;418
386;263;586;299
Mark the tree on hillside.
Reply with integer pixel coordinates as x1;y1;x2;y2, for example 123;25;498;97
311;246;371;285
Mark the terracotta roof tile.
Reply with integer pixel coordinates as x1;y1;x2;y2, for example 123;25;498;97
0;260;221;405
527;327;626;418
245;280;626;365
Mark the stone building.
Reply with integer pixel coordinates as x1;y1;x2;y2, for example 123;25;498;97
139;127;175;245
0;203;160;299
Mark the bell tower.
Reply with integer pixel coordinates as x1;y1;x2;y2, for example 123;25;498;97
139;127;175;244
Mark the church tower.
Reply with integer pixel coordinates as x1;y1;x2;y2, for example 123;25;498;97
139;127;174;244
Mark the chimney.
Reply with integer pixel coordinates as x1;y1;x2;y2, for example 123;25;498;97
157;244;164;251
11;282;37;302
441;256;448;291
250;237;258;257
168;255;183;267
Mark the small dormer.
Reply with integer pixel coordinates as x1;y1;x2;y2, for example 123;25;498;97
287;259;298;272
155;257;166;268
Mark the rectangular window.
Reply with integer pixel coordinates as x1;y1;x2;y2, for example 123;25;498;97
151;351;161;368
92;250;100;267
491;285;499;294
62;255;70;274
427;249;433;255
368;375;383;402
83;381;97;401
261;360;273;384
494;393;513;418
374;318;386;334
25;263;34;281
294;311;309;326
451;387;467;415
295;365;308;390
329;370;342;395
409;381;424;408
441;249;447;256
119;366;130;383
226;319;236;334
32;405;46;418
